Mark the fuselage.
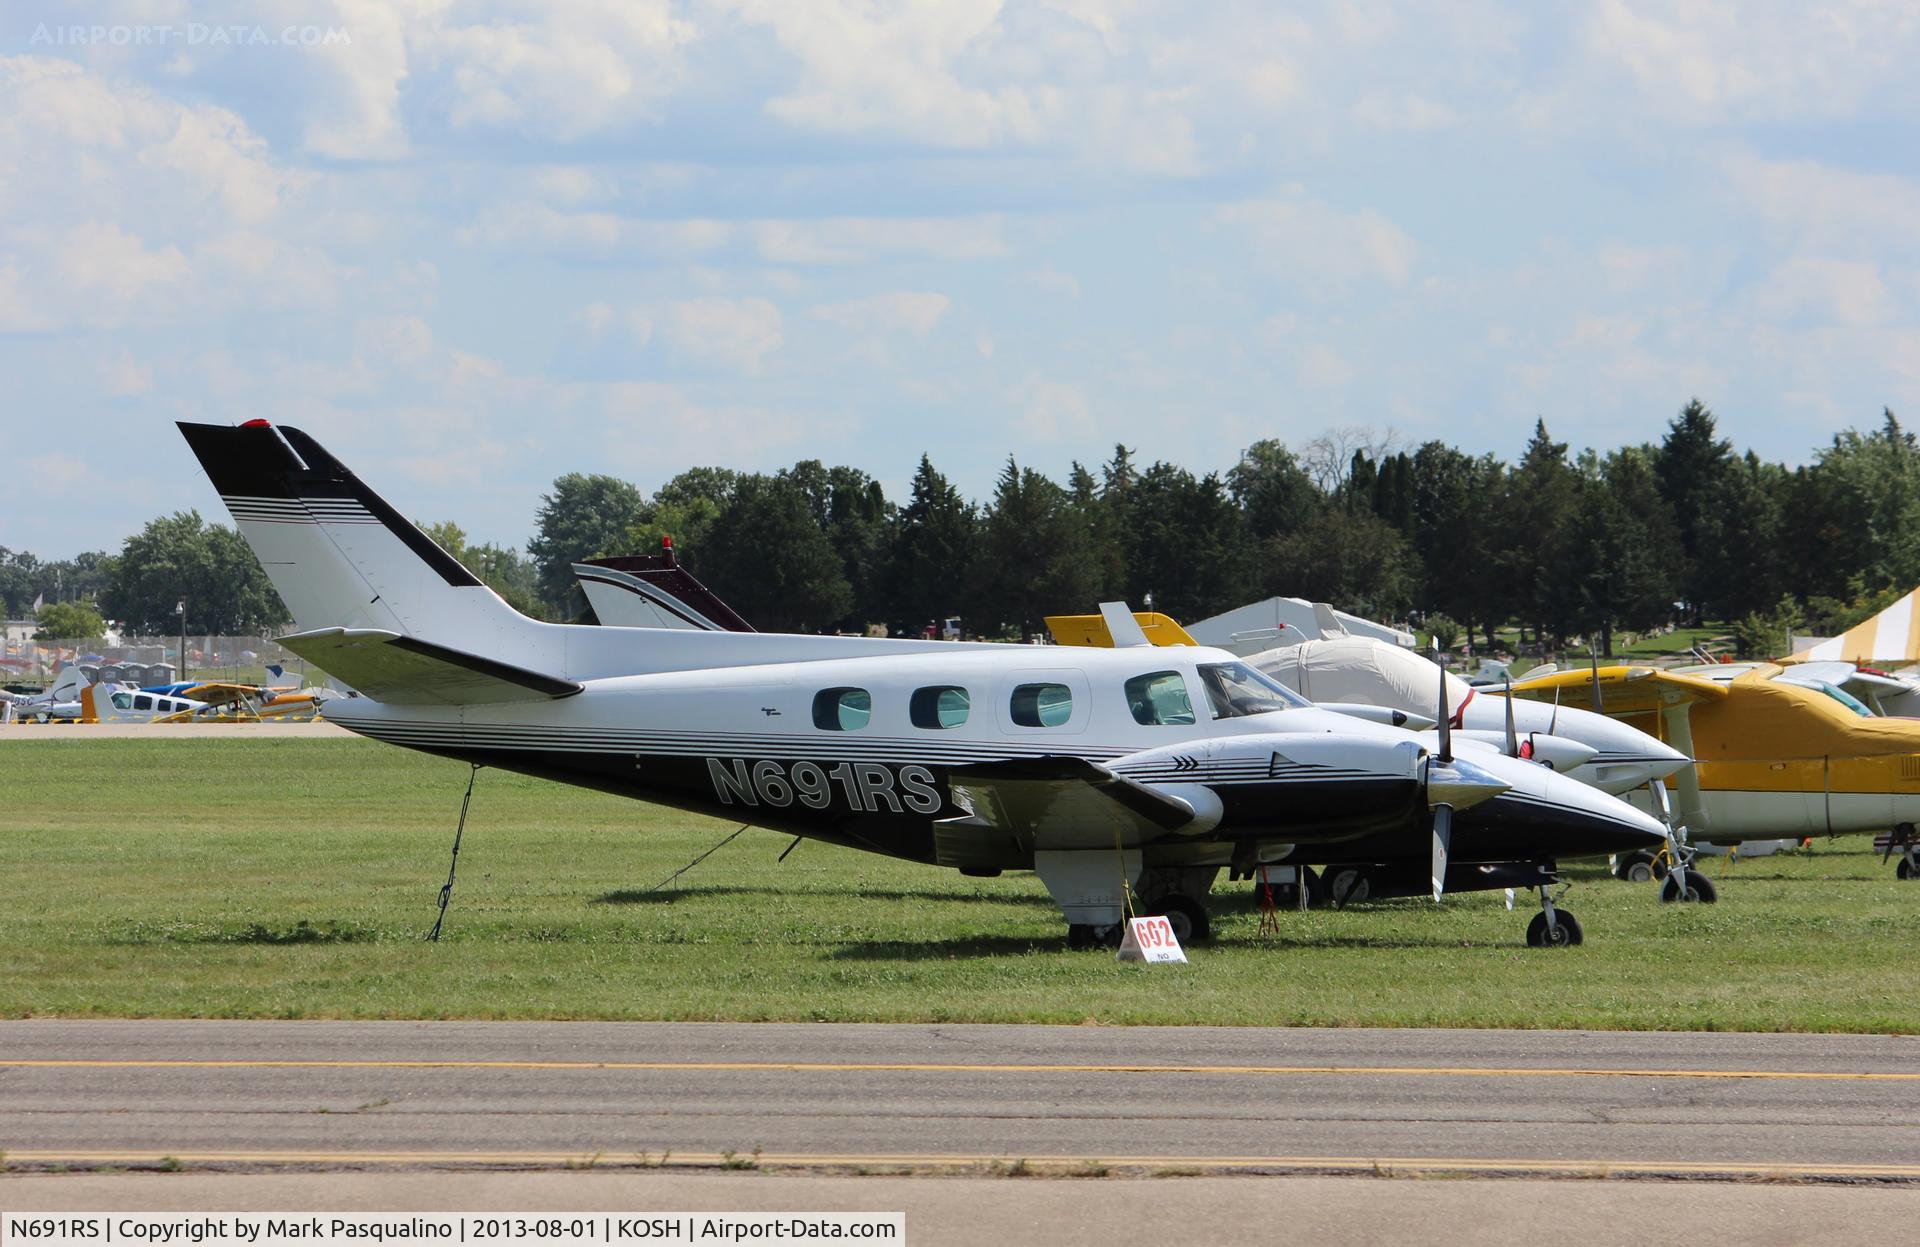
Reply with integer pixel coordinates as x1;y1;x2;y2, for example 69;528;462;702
324;642;1666;870
1619;669;1920;839
1244;636;1687;796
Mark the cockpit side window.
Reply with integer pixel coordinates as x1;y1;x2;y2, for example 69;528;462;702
111;692;134;710
1124;670;1196;725
1817;682;1874;717
1197;661;1311;718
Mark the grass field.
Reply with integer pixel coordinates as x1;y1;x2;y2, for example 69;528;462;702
3;736;1915;1031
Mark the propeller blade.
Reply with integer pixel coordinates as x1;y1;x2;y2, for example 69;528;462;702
1504;887;1516;911
1503;674;1519;757
1550;685;1561;736
1590;648;1604;714
1433;643;1452;763
1431;803;1453;902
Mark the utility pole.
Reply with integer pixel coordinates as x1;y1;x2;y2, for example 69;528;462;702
175;600;187;682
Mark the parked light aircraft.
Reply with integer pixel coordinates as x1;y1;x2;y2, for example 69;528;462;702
10;665;88;721
1046;611;1690;799
79;682;208;722
1513;663;1920;881
574;541;756;634
176;420;1665;947
1048;607;1699;906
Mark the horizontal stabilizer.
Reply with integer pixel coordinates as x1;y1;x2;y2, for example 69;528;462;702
279;628;583;705
945;756;1198;851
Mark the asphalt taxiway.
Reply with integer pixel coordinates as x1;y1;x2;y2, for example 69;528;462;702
4;1021;1917;1179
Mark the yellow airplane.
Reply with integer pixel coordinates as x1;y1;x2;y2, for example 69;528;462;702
1510;663;1920;879
156;681;330;722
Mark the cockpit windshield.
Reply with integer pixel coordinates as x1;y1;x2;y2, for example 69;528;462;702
1197;661;1312;718
1815;682;1874;717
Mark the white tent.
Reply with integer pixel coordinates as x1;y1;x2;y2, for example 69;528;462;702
1786;587;1920;669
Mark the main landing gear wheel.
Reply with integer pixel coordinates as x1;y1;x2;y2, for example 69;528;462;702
1526;909;1583;947
1615;851;1660;883
1326;868;1371;908
1660;873;1718;903
1067;923;1126;950
1147;894;1211;944
1898;858;1915;881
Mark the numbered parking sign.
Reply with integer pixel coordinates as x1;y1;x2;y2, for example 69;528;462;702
1116;915;1187;963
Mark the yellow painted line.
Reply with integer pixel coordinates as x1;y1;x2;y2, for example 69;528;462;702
1;1058;1914;1082
6;1150;1920;1180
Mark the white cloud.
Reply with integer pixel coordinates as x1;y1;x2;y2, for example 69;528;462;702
716;0;1207;173
662;296;784;372
356;314;435;367
427;0;695;138
1747;258;1895;328
52;221;191;321
752;215;1008;265
1023;264;1081;297
1217;192;1417;289
1019;378;1094;442
811;291;951;336
1724;154;1920;259
1295;341;1356;389
1352;92;1457;130
102;350;154;398
302;0;412;159
1582;0;1920;123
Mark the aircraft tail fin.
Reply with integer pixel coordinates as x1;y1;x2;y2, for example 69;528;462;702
176;422;545;665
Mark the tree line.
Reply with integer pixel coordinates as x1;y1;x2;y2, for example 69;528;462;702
7;400;1919;656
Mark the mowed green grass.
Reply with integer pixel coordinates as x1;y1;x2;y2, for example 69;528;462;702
2;737;1915;1031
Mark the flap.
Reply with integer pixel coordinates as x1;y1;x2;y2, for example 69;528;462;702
278;628;583;705
944;756;1198;850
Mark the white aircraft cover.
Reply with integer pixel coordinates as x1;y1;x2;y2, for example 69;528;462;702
1246;636;1473;721
1185;597;1415;656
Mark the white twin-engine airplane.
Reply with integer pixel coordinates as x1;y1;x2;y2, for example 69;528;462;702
177;421;1665;949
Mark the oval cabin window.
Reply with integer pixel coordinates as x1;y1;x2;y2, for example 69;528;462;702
1009;682;1073;728
812;687;872;731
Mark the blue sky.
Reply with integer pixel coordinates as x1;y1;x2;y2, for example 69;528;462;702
6;1;1919;557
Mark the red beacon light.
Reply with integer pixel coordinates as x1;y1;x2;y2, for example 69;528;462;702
239;418;272;428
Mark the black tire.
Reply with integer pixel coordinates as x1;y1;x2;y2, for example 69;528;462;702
1899;859;1914;881
1660;873;1713;903
1526;909;1582;948
1327;868;1371;908
1066;924;1097;950
1148;894;1212;944
1618;852;1656;884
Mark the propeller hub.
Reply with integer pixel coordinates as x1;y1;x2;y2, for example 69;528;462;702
1425;756;1511;812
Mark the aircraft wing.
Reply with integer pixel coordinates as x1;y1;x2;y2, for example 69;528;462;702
277;628;583;705
1042;612;1198;648
941;756;1200;854
1508;665;1727;715
177;682;261;703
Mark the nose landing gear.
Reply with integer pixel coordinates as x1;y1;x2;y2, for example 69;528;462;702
1884;824;1919;879
1525;882;1582;947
